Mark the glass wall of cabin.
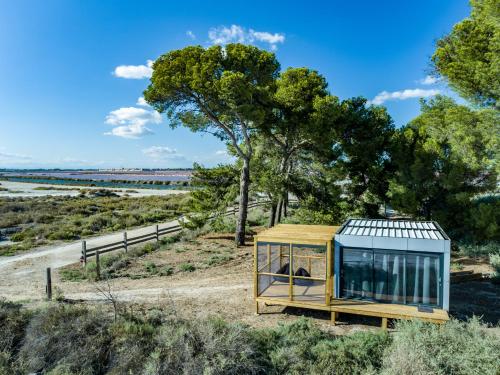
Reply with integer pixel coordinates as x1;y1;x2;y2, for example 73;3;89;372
340;248;443;308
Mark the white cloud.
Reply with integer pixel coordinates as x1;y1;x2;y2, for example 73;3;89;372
113;60;153;79
142;146;184;160
215;149;228;156
0;151;32;161
105;106;161;139
368;88;441;105
136;96;149;107
208;25;285;50
419;75;440;85
186;30;196;40
0;151;32;160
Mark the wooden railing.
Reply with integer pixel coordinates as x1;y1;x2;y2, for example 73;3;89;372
80;200;272;264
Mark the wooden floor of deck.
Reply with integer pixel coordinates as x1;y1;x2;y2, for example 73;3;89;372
256;282;449;326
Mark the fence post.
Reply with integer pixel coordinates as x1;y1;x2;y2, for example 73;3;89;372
124;232;128;253
82;240;87;266
46;267;52;300
156;225;159;242
95;249;100;281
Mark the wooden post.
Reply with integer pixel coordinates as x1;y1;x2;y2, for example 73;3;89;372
326;240;332;305
46;267;52;300
279;245;283;267
381;317;388;330
156;224;159;242
289;243;293;301
81;240;87;266
253;239;258;303
308;257;312;275
95;249;100;281
267;244;271;271
123;232;128;253
331;311;337;325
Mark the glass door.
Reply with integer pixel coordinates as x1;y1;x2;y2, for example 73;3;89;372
341;248;442;308
405;253;440;306
341;248;373;299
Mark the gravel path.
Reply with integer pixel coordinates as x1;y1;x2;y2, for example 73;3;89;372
0;219;181;301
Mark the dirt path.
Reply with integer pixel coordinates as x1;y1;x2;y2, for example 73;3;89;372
0;220;181;301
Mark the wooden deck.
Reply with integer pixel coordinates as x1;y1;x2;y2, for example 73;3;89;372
329;299;449;327
256;292;449;328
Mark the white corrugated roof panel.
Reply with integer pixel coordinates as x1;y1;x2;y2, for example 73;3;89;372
340;219;448;240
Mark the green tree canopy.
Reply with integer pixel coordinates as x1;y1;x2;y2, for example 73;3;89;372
389;95;499;240
144;43;280;245
432;0;500;107
262;67;340;224
332;97;394;217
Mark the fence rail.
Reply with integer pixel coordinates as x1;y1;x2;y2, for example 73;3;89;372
81;200;270;264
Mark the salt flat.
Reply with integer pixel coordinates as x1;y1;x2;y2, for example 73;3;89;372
0;180;187;198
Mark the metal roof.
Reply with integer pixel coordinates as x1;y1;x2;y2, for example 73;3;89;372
337;219;448;240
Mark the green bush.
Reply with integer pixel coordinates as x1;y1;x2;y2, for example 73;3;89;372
179;263;195;272
0;302;499;375
17;305;111;375
143;317;266;375
204;254;234;266
0;300;31;373
144;261;158;275
458;241;500;258
489;253;500;283
380;317;500;375
159;265;174;276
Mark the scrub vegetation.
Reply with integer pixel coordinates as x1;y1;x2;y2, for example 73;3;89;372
0;194;190;256
0;300;498;375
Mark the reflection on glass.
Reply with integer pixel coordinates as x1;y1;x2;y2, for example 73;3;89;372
342;249;373;299
342;248;441;307
406;253;439;305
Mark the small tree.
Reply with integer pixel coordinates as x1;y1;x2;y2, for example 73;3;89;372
182;163;239;230
144;44;279;245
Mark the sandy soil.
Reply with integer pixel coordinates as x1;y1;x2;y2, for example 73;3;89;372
0;180;187;198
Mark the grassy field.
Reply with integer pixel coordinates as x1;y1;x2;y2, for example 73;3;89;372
0;193;190;256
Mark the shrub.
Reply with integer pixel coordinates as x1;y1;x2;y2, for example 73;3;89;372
489;253;500;283
159;265;174;276
143;317;266;375
0;300;30;372
143;242;158;254
380;317;500;375
179;263;196;272
457;241;500;257
259;317;389;374
17;305;111;375
144;261;158;275
204;254;234;266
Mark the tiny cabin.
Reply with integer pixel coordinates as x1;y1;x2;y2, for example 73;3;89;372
254;221;450;328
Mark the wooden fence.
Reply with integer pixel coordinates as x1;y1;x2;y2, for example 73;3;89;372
80;200;270;264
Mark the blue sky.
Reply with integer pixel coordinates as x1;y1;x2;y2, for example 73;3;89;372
0;0;469;169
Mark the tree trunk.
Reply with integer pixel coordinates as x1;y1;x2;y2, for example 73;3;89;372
235;157;250;246
283;194;288;217
268;203;277;227
275;198;283;225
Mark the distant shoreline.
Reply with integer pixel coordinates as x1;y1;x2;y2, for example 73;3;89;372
0;176;192;191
